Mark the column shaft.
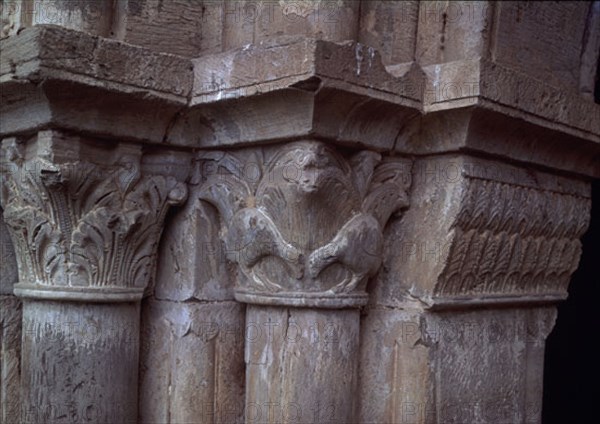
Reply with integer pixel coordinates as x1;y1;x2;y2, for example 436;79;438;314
21;301;139;424
245;306;359;423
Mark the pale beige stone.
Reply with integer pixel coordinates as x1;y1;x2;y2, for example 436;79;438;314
359;1;419;67
359;307;555;423
222;0;361;50
1;0;112;38
0;210;17;295
199;141;411;308
492;2;592;92
0;295;21;424
139;299;245;424
245;305;359;422
113;0;217;57
0;3;598;423
0;212;20;423
415;1;492;65
0;130;187;423
21;300;139;423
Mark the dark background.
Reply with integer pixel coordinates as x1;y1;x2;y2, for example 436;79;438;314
543;181;599;422
542;56;600;424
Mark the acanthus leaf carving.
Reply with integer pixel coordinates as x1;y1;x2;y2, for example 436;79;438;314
199;141;412;308
0;136;188;302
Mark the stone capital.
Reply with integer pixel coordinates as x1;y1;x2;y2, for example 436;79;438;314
199;140;411;308
0;131;189;302
373;155;592;310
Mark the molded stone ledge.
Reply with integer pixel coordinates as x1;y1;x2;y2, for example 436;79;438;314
397;108;600;178
178;37;424;151
191;37;424;107
171;87;422;151
421;59;600;143
1;25;598;176
0;25;193;143
0;25;192;98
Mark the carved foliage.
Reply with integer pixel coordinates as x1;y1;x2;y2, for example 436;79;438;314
436;177;590;298
199;141;411;306
0;141;187;297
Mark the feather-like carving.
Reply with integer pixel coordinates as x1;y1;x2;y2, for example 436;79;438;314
435;176;591;300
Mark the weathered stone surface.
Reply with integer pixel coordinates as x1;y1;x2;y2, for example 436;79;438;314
2;25;598;173
20;300;139;424
113;0;214;57
139;298;245;424
359;152;591;422
359;306;556;423
154;190;233;302
0;129;188;423
398;108;600;178
415;1;492;66
358;1;419;67
245;305;359;422
186;36;423;150
407;2;597;95
0;211;20;422
222;0;361;51
492;2;592;93
0;295;21;424
370;155;591;309
0;4;598;424
418;59;600;143
0;131;188;302
191;36;423;105
0;25;192;96
580;1;600;99
0;25;193;143
1;0;113;38
0;210;17;295
139;160;246;423
199;141;411;308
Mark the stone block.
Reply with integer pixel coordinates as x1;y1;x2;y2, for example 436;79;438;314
359;1;419;67
139;299;245;424
493;2;592;92
0;295;21;424
0;211;17;295
359;306;556;423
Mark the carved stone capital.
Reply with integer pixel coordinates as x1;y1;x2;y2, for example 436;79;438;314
434;171;590;306
0;131;188;302
199;141;411;308
376;155;592;309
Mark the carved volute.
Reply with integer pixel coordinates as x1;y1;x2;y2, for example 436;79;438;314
199;141;412;307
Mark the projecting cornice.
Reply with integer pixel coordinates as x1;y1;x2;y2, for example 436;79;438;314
1;25;599;176
0;25;193;144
